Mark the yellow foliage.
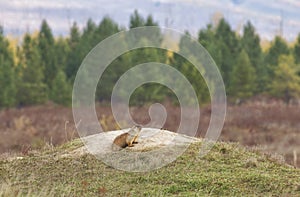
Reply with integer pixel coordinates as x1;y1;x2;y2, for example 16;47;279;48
6;35;19;65
260;39;271;52
99;114;123;131
31;30;40;39
13;116;37;136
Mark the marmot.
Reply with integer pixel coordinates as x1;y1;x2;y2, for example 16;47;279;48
112;125;142;151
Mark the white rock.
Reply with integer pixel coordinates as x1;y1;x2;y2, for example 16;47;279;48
74;128;200;155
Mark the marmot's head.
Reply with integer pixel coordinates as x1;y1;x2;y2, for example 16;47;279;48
133;125;142;131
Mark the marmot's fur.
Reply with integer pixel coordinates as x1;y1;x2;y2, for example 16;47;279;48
112;125;142;151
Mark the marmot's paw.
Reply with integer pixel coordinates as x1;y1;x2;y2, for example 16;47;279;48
112;144;122;151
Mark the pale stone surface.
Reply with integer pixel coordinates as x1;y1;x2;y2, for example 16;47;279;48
71;128;200;156
60;128;202;171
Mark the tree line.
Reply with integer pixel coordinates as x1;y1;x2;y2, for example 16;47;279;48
1;10;300;109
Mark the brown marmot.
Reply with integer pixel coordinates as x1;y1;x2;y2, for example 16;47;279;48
112;125;142;151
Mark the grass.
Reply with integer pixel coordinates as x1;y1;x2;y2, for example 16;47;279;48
1;102;300;167
0;139;299;196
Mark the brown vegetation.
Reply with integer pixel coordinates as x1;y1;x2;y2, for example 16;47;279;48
0;98;299;167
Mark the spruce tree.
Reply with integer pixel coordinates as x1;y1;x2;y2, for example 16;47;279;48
38;20;57;89
69;22;81;48
269;55;300;104
66;22;81;80
198;24;223;71
50;69;72;106
130;10;145;28
241;21;266;93
294;33;300;64
0;26;17;108
95;16;119;42
79;19;97;65
264;36;290;89
265;36;290;67
230;50;256;100
145;15;158;26
18;34;47;105
128;45;164;105
175;31;210;104
215;18;240;90
54;37;69;72
81;18;97;49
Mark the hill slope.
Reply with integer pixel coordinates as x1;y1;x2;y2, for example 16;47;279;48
1;138;299;196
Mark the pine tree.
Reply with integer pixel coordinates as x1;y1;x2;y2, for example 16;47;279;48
80;19;97;62
129;12;161;47
130;10;145;28
0;26;17;108
198;24;223;70
294;33;300;64
230;50;256;100
95;16;119;42
241;21;266;93
215;18;240;90
18;34;47;105
265;36;290;67
96;54;129;101
66;19;99;83
69;22;81;48
66;22;81;80
269;55;300;104
128;45;164;104
50;37;71;105
50;69;72;106
54;36;70;72
145;15;158;26
264;36;290;90
174;31;210;104
38;20;57;89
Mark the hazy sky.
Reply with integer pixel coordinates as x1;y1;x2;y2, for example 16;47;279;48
1;0;300;41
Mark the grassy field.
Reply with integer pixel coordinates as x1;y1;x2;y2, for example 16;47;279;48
1;139;299;196
1;99;299;167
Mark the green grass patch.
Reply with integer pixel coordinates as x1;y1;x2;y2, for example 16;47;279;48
0;140;299;196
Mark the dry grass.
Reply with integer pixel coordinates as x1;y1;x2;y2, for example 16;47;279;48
0;104;78;153
222;97;300;167
0;97;299;167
